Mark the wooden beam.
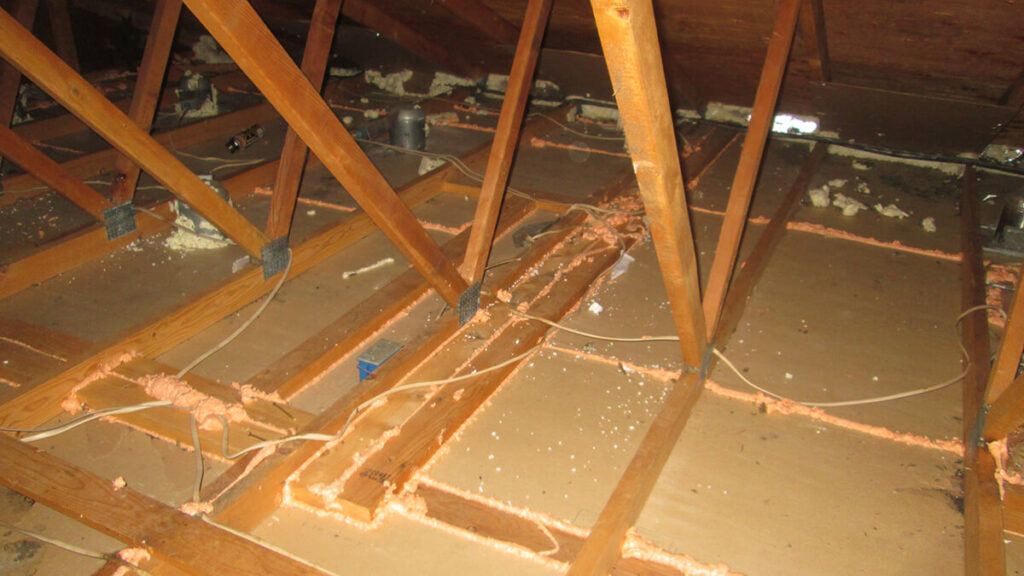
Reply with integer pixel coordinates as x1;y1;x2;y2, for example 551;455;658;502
434;0;520;46
985;371;1024;440
1004;482;1024;536
1;102;278;202
45;0;78;70
798;0;830;82
265;0;342;240
0;435;332;576
109;0;182;205
700;0;800;339
714;143;826;345
0;123;112;220
462;0;552;283
182;0;468;307
961;166;1007;576
559;2;712;572
590;0;706;366
0;8;270;259
342;0;483;77
0;0;37;166
998;67;1024;108
0;136;453;430
986;265;1024;406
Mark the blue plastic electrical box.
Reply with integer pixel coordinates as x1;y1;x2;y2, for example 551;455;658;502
357;339;403;381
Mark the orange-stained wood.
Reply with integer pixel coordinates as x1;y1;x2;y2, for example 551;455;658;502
109;0;182;205
0;8;269;258
701;0;801;338
0;124;111;220
462;0;552;283
265;0;343;240
0;0;37;167
45;0;78;70
183;0;468;306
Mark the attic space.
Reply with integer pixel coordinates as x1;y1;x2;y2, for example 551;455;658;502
0;0;1023;574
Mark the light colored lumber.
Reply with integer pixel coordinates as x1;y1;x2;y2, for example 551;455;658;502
798;0;830;82
0;434;332;576
462;0;553;283
266;0;342;240
715;143;826;344
0;8;269;258
961;166;1007;576
0;0;37;166
985;371;1024;440
109;0;182;205
590;0;707;366
434;0;520;45
183;0;468;306
700;0;800;338
1003;482;1024;536
0;124;112;220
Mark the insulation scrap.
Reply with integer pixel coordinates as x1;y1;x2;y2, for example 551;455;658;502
365;69;414;95
588;301;604;315
856;181;871;195
164;211;231;252
428;72;476;96
921;217;937;233
852;161;870;171
139;373;246;430
426;112;459;126
118;547;151;566
111;476;127;491
61;352;140;414
623;529;741;576
986;263;1018;328
832;192;867;216
874;203;910;219
179;501;214;516
807;186;831;208
418;156;447;175
232;382;284;406
496;289;513;303
191;35;232;64
827;178;848;189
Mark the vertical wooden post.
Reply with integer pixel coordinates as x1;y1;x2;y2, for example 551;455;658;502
701;0;801;338
182;0;468;307
960;167;1007;576
0;7;270;259
798;0;830;82
265;0;343;240
566;2;709;572
461;0;552;283
45;0;78;70
109;0;182;206
0;124;112;221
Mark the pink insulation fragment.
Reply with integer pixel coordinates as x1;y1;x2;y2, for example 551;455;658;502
139;373;246;431
117;547;151;565
111;476;126;491
179;501;215;517
231;382;284;406
61;351;141;414
623;529;744;576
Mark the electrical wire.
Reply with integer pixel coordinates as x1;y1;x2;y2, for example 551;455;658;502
527;111;626;141
512;305;1004;408
0;521;107;561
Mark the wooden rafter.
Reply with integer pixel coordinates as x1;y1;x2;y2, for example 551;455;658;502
433;0;520;46
182;0;468;307
265;0;342;241
462;0;552;283
0;124;112;220
0;0;36;167
342;0;484;77
961;166;1007;576
0;435;332;576
798;0;830;82
109;0;182;206
44;0;78;70
998;66;1024;108
566;1;710;573
0;7;270;258
701;0;800;338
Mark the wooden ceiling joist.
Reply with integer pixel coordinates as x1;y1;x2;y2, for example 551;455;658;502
265;0;342;241
701;0;800;338
462;0;552;283
433;0;521;46
182;0;469;307
0;435;333;576
0;7;270;259
0;0;37;167
108;0;181;206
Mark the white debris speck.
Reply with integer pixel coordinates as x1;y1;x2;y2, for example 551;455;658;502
808;186;831;208
785;373;794;380
832;192;867;216
417;156;447;176
827;179;848;189
874;203;910;219
306;210;316;216
588;301;604;315
364;109;380;119
921;217;937;233
852;161;870;171
856;181;871;195
342;116;354;126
